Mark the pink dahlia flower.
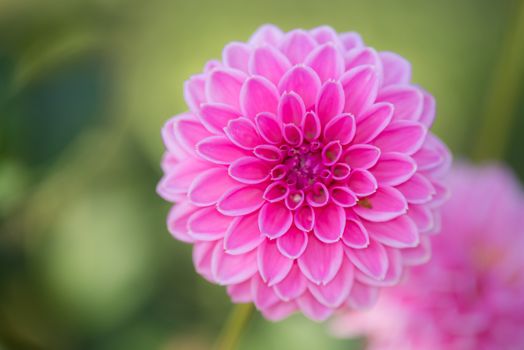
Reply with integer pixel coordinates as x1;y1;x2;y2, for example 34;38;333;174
158;24;450;321
332;164;524;349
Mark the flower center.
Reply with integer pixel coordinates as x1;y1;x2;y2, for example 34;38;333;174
282;142;325;190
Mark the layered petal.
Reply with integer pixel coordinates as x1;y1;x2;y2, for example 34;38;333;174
240;76;279;118
258;202;293;239
224;212;265;254
278;65;321;108
277;226;308;259
341;65;379;117
298;235;344;285
353;186;407;222
308;260;354;308
211;244;258;285
313;203;346;243
345;239;389;280
258;239;294;286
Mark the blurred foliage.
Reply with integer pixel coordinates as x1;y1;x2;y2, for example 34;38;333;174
0;0;523;349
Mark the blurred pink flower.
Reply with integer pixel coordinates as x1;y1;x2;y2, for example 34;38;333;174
332;164;524;348
158;24;450;321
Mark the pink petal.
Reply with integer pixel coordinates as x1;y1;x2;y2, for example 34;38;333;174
339;32;363;51
310;25;341;46
167;203;198;243
205;68;246;109
345;48;383;83
341;65;379;118
353;102;393;142
377;85;424;121
255;112;283;144
260;301;297;322
283;123;304;146
249;24;283;47
306;182;330;207
217;185;265;216
211;244;258;285
227;280;252;303
380;51;411;86
301;111;321;141
274;263;307;301
193;241;218;282
316;80;345;126
296;292;333;321
279;29;316;64
323;113;356;145
356;247;402;286
401;235;431;266
263;181;289;202
345;239;388;280
276;226;308;259
341;144;380;170
224;117;263;150
408;204;434;233
305;43;344;81
371;153;417;186
298;235;343;284
353;186;407;222
158;160;212;198
224;212;265;254
271;165;288;181
161;152;182;175
229;157;271;184
428;180;450;207
373;120;427;155
222;42;251;72
184;74;206;114
249;45;291;85
331;163;351;181
162;118;189;160
204;60;221;72
278;91;305;125
254;145;283;163
413;148;443;173
196;135;250;165
198;103;241;134
347;281;379;310
188;167;237;206
363;215;419;248
347;169;378;197
285;190;305;210
188;207;233;241
419;90;436;127
313;203;345;243
240;76;279;118
330;186;357;208
259;201;293;239
321;141;342;166
258;239;293;286
174;115;213;155
278;65;321;108
342;219;370;249
308;260;354;308
251;274;280;310
294;205;315;232
396;173;435;204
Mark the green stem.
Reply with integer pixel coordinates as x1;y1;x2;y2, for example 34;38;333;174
214;303;254;350
472;0;524;160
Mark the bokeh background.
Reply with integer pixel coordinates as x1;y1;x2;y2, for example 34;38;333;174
1;0;523;349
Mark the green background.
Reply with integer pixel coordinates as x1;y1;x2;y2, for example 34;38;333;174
1;0;523;349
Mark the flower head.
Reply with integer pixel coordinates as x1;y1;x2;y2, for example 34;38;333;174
332;164;524;348
158;24;450;321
